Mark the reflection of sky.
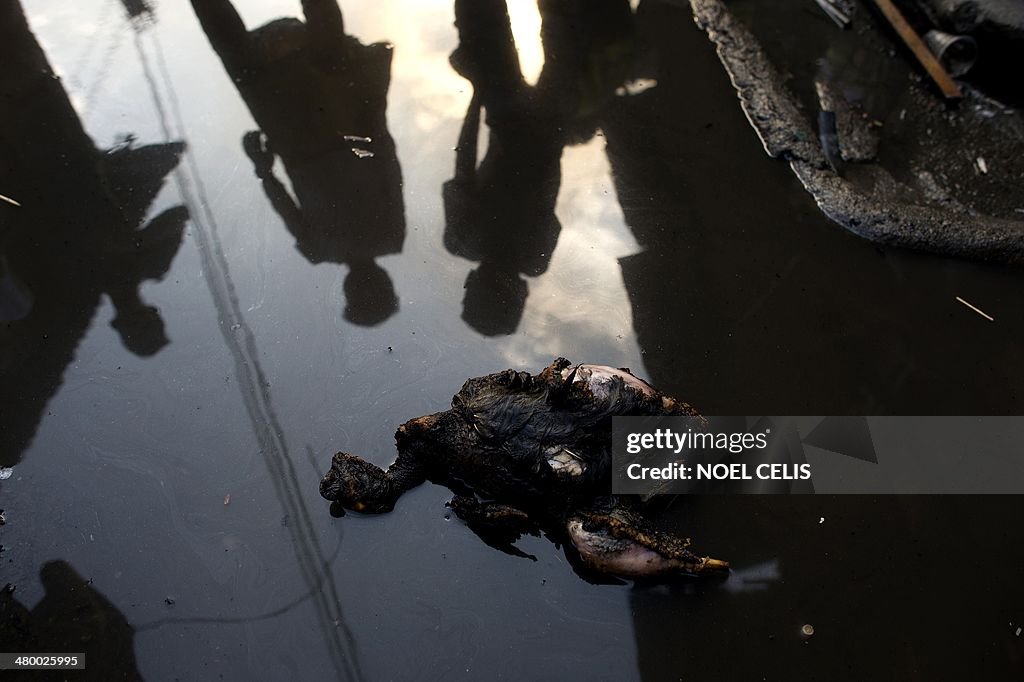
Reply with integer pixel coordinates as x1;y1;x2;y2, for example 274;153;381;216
506;0;543;84
504;136;643;369
343;0;645;370
24;0;648;391
376;0;643;371
21;0;649;432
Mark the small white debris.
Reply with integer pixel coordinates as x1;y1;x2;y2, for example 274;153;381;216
801;624;815;638
0;467;13;480
343;135;372;143
615;78;658;96
223;494;231;506
976;157;988;174
350;148;374;159
0;193;20;207
1016;626;1021;637
955;296;994;321
818;517;825;524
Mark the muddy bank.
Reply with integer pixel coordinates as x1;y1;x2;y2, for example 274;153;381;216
687;0;1024;264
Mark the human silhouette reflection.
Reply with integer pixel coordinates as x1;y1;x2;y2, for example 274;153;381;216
444;0;633;335
0;560;144;681
0;0;187;466
191;0;405;326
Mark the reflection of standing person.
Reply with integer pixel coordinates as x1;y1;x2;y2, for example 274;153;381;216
1;561;144;681
191;0;405;326
1;0;187;466
443;0;634;336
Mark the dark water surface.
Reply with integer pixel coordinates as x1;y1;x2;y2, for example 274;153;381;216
2;0;1023;679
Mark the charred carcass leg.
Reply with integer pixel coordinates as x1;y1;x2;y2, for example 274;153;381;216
567;507;730;578
450;494;730;579
319;447;426;513
320;411;443;512
448;495;539;560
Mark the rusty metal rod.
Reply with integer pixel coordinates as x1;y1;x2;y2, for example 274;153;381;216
869;0;962;99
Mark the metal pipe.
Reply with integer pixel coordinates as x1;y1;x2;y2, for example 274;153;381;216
923;28;978;76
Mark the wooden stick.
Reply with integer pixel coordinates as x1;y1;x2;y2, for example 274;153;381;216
869;0;962;99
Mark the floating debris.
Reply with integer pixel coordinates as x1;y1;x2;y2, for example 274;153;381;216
976;156;988;174
0;509;6;525
818;516;825;524
343;135;372;143
223;494;231;506
955;296;994;321
801;623;815;638
164;596;176;606
0;467;13;480
0;192;21;207
350;148;375;159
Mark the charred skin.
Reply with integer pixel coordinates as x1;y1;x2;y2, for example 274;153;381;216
319;357;727;579
321;357;698;507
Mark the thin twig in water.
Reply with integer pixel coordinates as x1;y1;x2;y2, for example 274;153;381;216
0;193;21;207
955;296;994;321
